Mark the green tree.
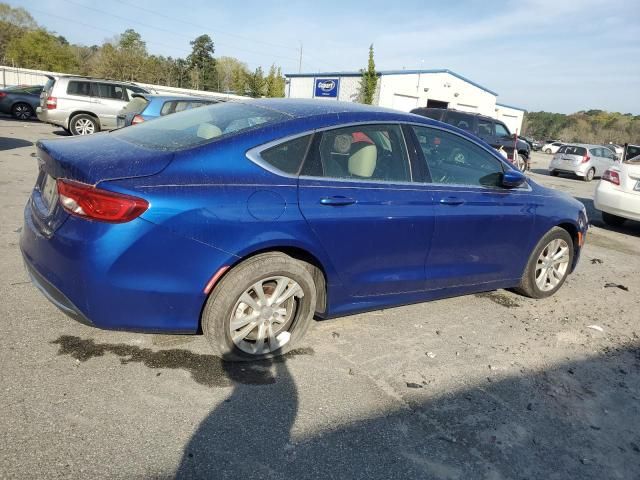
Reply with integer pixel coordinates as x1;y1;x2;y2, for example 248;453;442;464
360;44;377;104
216;56;249;93
187;34;217;90
5;29;78;72
0;2;38;61
265;64;285;97
246;67;265;98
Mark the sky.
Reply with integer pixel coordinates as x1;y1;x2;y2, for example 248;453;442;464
10;0;640;113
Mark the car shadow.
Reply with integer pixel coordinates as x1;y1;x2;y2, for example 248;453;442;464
52;129;71;137
576;196;640;238
172;344;640;479
0;137;33;151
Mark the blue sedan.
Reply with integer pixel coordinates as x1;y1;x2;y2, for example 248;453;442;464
116;93;217;128
20;99;588;360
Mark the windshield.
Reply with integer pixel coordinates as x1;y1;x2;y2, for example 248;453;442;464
121;96;150;114
112;101;289;151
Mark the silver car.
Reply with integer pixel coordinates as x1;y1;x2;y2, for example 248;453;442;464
548;143;618;182
36;75;149;135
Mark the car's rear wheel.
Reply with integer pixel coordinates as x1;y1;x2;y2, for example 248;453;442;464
11;102;33;120
545;148;552;154
70;114;99;135
583;168;595;182
515;227;574;299
602;212;626;227
202;252;317;361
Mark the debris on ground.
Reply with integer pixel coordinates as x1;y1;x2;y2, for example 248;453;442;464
587;325;604;332
425;351;436;358
605;283;629;291
406;382;423;389
591;258;603;264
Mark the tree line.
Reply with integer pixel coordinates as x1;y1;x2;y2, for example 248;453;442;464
523;110;640;145
0;3;285;97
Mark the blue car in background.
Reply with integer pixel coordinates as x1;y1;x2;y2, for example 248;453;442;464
20;99;588;361
0;84;43;120
116;93;217;128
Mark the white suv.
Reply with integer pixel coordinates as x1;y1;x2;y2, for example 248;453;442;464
37;75;149;135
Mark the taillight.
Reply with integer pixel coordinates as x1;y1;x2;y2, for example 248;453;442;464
602;169;620;185
581;154;590;163
46;96;57;109
131;114;145;125
0;92;6;99
56;179;149;223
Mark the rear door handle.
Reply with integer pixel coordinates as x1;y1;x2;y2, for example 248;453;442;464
320;196;356;206
439;196;465;206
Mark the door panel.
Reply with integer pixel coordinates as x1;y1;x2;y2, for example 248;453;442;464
297;123;434;297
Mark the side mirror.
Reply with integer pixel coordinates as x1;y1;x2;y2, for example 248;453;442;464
502;169;527;188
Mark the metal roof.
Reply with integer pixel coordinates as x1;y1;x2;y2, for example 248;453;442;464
285;69;499;96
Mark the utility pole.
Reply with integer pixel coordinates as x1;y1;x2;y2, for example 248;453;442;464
298;43;303;73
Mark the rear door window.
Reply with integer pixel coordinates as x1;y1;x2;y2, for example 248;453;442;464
443;111;474;131
66;81;92;97
477;119;493;137
302;124;411;182
96;83;125;100
412;125;504;187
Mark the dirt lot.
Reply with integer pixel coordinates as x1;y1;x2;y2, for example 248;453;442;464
1;117;639;479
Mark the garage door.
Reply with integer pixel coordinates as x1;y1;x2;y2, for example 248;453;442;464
391;94;419;112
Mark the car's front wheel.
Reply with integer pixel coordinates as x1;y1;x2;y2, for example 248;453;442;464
202;252;317;361
516;227;574;299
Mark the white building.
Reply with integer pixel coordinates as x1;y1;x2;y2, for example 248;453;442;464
285;69;525;134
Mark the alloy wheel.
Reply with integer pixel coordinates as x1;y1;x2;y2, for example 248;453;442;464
74;118;95;135
229;276;304;355
535;238;570;291
14;104;32;120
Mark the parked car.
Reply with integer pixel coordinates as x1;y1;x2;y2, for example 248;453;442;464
116;93;217;128
36;75;149;135
594;144;640;226
549;144;618;181
20;99;588;361
542;141;564;154
603;143;624;159
531;139;544;151
411;107;531;170
0;84;43;120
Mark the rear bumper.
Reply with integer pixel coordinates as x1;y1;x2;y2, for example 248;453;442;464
594;182;640;221
36;107;68;128
20;199;235;333
549;161;588;176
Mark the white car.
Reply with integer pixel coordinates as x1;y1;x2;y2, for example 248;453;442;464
605;144;624;159
594;144;640;226
542;141;564;154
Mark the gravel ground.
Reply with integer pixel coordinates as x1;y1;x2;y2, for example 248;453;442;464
1;117;639;480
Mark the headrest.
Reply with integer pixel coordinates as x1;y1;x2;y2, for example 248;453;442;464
348;143;377;178
196;123;222;140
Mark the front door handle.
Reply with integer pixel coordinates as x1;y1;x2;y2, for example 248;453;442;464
439;196;465;206
320;196;356;206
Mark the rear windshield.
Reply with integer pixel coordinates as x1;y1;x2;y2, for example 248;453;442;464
121;96;149;114
558;146;586;156
112;101;289;151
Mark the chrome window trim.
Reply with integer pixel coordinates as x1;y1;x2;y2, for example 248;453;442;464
246;120;530;191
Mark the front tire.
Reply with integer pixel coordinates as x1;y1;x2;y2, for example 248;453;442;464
70;114;99;135
545;148;552;154
602;212;626;227
515;227;574;299
12;102;34;120
202;252;317;361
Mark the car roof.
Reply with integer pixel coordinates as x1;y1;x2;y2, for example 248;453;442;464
248;98;403;118
52;75;140;86
135;93;217;102
412;106;502;123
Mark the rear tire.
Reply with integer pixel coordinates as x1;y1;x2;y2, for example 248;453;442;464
602;212;626;227
545;148;552;154
202;252;317;362
583;168;595;182
515;227;574;299
70;114;99;135
11;102;33;120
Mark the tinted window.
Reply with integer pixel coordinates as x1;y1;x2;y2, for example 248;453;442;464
412;108;442;120
260;135;312;175
560;146;587;156
97;83;125;100
122;96;149;114
477;119;492;137
303;124;411;182
494;122;510;138
112;101;288;151
443;111;474;131
66;81;92;96
624;145;640;163
590;148;602;157
160;101;177;116
412;125;504;187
